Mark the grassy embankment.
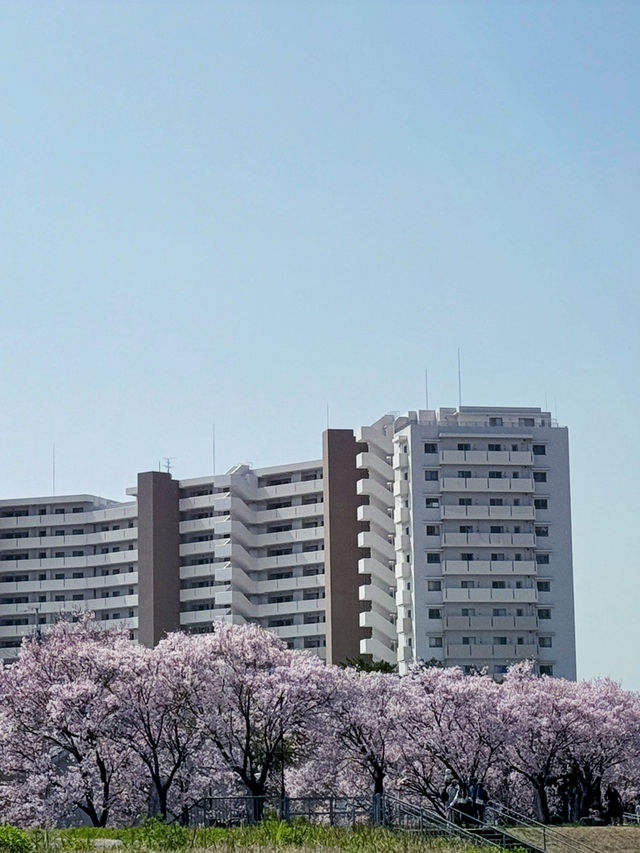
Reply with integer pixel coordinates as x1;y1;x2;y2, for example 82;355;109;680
511;823;640;853
24;822;511;853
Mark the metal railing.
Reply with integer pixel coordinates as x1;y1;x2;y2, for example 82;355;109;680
487;800;603;853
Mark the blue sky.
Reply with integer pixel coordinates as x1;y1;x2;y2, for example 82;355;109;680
1;2;638;688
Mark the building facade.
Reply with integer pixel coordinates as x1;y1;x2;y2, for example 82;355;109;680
0;406;576;678
392;407;576;678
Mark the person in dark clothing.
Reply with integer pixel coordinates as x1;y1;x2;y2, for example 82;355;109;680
471;780;489;823
604;786;623;826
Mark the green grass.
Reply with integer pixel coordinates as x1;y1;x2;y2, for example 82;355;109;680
26;822;505;853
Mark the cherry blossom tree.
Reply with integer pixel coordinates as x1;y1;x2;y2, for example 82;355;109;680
0;614;139;827
397;665;504;813
107;635;211;821
185;623;333;820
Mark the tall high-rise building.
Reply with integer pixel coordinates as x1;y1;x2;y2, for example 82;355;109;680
0;406;576;678
392;407;576;678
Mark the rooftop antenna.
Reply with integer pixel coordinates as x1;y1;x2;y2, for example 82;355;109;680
425;368;429;410
52;443;56;496
162;457;175;475
457;347;462;410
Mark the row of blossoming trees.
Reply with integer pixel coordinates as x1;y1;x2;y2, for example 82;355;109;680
0;615;638;829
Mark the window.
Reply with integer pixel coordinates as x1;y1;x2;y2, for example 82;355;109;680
489;498;503;506
539;664;553;676
535;526;549;537
519;417;535;427
39;552;46;559
459;525;472;533
72;594;83;601
72;572;83;579
458;470;471;479
427;580;441;592
72;551;83;557
488;444;502;452
488;471;502;479
533;471;547;483
425;470;439;481
428;608;441;619
494;665;508;675
461;608;475;617
426;553;440;564
538;609;551;620
536;554;550;565
457;443;471;451
426;525;439;536
424;443;437;454
493;636;507;645
533;444;546;456
539;637;553;648
490;525;504;534
514;553;522;561
428;637;443;648
425;498;439;508
458;497;472;506
489;417;503;426
462;636;476;645
492;581;506;589
491;553;505;561
534;499;548;510
461;552;473;561
460;580;475;589
492;608;507;616
537;581;551;592
511;471;519;479
303;590;324;600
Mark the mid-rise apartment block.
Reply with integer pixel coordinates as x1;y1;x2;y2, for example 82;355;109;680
0;406;576;678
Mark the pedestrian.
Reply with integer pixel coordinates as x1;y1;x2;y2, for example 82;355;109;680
604;785;623;826
473;779;489;823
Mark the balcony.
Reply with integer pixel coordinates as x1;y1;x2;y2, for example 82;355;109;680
393;452;409;470
356;452;394;484
445;615;538;631
393;480;409;498
443;587;538;603
440;450;533;465
359;609;397;641
442;560;536;575
441;505;535;520
442;532;535;548
394;506;410;524
446;643;537;659
441;478;534;493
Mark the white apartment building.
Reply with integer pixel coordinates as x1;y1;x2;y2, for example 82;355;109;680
0;405;577;678
392;407;576;678
0;462;327;661
0;495;138;662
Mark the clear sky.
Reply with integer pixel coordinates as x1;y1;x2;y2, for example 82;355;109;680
1;2;638;688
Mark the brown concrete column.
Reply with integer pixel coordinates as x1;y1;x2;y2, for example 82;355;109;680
323;430;368;665
136;471;181;647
